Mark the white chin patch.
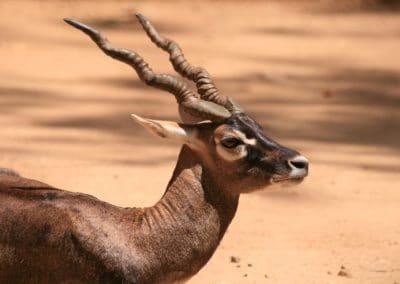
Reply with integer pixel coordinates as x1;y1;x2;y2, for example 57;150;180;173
289;168;307;179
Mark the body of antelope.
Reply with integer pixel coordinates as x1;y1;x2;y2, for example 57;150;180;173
0;14;308;284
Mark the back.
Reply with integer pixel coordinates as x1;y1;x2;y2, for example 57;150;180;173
0;169;131;283
0;168;57;192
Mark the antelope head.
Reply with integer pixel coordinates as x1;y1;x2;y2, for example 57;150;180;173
65;14;308;195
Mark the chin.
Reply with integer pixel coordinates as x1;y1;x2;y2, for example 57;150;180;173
270;177;305;189
238;174;306;194
250;177;305;192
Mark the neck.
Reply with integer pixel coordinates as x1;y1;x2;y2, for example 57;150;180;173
136;145;239;283
164;145;239;238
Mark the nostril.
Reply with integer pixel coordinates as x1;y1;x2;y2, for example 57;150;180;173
288;156;309;170
291;160;307;169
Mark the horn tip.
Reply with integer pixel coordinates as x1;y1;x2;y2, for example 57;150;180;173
63;18;75;25
63;18;98;37
130;114;145;123
135;13;146;22
63;18;85;30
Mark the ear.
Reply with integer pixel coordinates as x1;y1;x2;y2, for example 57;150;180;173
131;114;197;144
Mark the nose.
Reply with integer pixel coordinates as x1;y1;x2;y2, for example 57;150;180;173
288;155;309;177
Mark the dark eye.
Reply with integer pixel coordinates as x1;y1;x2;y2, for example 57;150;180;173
221;137;242;148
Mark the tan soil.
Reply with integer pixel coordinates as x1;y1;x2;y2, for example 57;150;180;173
0;1;399;283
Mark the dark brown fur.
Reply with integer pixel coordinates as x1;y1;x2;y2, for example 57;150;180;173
0;146;238;283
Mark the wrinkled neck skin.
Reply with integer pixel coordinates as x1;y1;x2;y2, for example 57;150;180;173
136;145;239;283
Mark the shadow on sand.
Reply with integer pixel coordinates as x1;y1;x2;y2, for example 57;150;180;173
1;12;399;171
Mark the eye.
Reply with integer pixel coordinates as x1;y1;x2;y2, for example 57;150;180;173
221;137;242;148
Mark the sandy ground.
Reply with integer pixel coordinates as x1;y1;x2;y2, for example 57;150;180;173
0;1;399;283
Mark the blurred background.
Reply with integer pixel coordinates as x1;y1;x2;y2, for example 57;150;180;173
0;0;399;283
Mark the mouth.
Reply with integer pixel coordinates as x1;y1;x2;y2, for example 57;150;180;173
271;176;305;185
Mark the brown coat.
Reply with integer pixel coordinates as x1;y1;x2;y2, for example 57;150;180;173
0;146;239;284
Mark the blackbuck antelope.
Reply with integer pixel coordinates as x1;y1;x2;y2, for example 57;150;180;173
0;14;309;283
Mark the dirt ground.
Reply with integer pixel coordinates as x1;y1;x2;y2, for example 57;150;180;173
0;1;399;283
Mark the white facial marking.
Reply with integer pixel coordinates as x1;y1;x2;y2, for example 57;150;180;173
232;129;256;146
215;129;256;162
216;144;247;161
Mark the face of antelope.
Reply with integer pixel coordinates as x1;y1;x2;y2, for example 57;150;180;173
65;14;308;195
209;113;308;193
132;112;308;194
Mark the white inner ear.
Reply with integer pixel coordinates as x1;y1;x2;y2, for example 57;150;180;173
131;114;192;143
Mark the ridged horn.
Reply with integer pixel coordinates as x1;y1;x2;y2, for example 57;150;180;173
64;18;231;121
135;13;242;113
